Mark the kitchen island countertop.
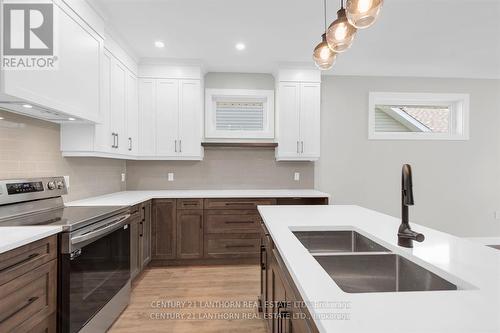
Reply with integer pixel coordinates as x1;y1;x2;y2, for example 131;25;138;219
258;205;500;333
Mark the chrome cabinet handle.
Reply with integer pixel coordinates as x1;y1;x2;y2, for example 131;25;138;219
116;133;119;148
301;141;304;153
128;137;132;151
179;140;182;153
111;133;116;148
174;140;177;153
296;141;299;154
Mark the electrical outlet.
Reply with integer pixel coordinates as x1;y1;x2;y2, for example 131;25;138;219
294;172;300;181
64;176;70;190
121;173;126;182
168;173;174;182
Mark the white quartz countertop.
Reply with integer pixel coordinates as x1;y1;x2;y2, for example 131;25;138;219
467;237;500;246
0;226;62;254
258;205;500;333
65;189;330;207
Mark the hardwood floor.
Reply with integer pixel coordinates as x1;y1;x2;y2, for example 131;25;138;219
109;265;267;333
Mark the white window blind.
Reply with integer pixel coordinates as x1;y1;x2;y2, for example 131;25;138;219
205;88;274;139
215;101;264;131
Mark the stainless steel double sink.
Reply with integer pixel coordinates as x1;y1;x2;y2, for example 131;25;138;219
293;230;458;293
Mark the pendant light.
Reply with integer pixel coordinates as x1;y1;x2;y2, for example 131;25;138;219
326;0;357;53
313;0;337;70
346;0;383;29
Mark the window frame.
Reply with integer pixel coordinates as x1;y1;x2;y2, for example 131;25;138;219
204;88;275;139
368;92;470;141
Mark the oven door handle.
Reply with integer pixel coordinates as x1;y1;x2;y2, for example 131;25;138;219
71;214;130;246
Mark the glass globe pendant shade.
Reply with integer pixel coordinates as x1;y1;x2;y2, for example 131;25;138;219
326;8;357;53
313;34;337;70
346;0;383;29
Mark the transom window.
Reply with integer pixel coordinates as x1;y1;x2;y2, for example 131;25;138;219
369;92;469;140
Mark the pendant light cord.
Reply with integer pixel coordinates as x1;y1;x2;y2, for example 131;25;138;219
323;0;327;32
340;0;344;9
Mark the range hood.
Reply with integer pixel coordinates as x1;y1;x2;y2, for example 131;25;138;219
0;101;83;123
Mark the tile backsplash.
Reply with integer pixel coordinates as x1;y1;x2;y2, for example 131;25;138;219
0;111;126;202
126;148;314;190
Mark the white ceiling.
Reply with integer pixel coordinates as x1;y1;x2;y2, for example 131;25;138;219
88;0;500;79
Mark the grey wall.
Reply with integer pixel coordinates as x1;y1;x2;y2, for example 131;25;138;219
126;149;313;190
0;111;126;202
205;72;275;90
316;76;500;237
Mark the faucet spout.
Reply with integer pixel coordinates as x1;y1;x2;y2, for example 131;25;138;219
398;164;425;248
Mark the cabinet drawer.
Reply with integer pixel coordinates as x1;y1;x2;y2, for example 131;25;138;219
0;236;57;286
205;235;260;258
204;198;276;210
177;199;203;210
205;214;261;233
0;260;57;332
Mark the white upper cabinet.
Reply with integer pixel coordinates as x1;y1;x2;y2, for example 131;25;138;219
178;80;202;157
110;60;127;154
275;70;321;161
0;0;103;123
156;79;180;156
298;82;321;159
61;34;139;159
125;72;139;155
137;73;203;160
93;50;113;154
138;79;156;156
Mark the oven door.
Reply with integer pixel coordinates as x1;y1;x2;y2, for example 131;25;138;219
59;214;131;333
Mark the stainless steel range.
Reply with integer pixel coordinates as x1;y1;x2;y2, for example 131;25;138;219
0;177;131;333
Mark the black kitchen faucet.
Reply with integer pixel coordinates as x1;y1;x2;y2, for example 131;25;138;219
398;164;425;248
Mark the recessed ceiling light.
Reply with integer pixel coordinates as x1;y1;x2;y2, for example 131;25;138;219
154;41;165;48
67;117;76;121
22;104;33;109
235;42;246;51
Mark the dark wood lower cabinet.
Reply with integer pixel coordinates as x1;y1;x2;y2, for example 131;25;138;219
150;196;328;266
130;207;141;280
131;201;153;280
141;201;152;267
261;223;318;333
177;209;203;259
0;236;57;332
152;199;177;260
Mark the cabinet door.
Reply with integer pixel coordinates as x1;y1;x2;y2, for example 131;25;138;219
141;201;152;267
276;82;301;159
126;72;139;155
271;261;287;333
176;209;203;259
152;199;177;260
130;218;140;280
299;83;321;160
110;59;127;154
1;2;102;122
156;80;179;157
94;50;113;153
178;80;202;158
139;79;156;156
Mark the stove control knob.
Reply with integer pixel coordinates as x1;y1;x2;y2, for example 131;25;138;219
47;181;56;190
55;180;64;189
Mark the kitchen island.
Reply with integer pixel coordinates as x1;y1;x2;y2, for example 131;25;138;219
258;205;500;333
